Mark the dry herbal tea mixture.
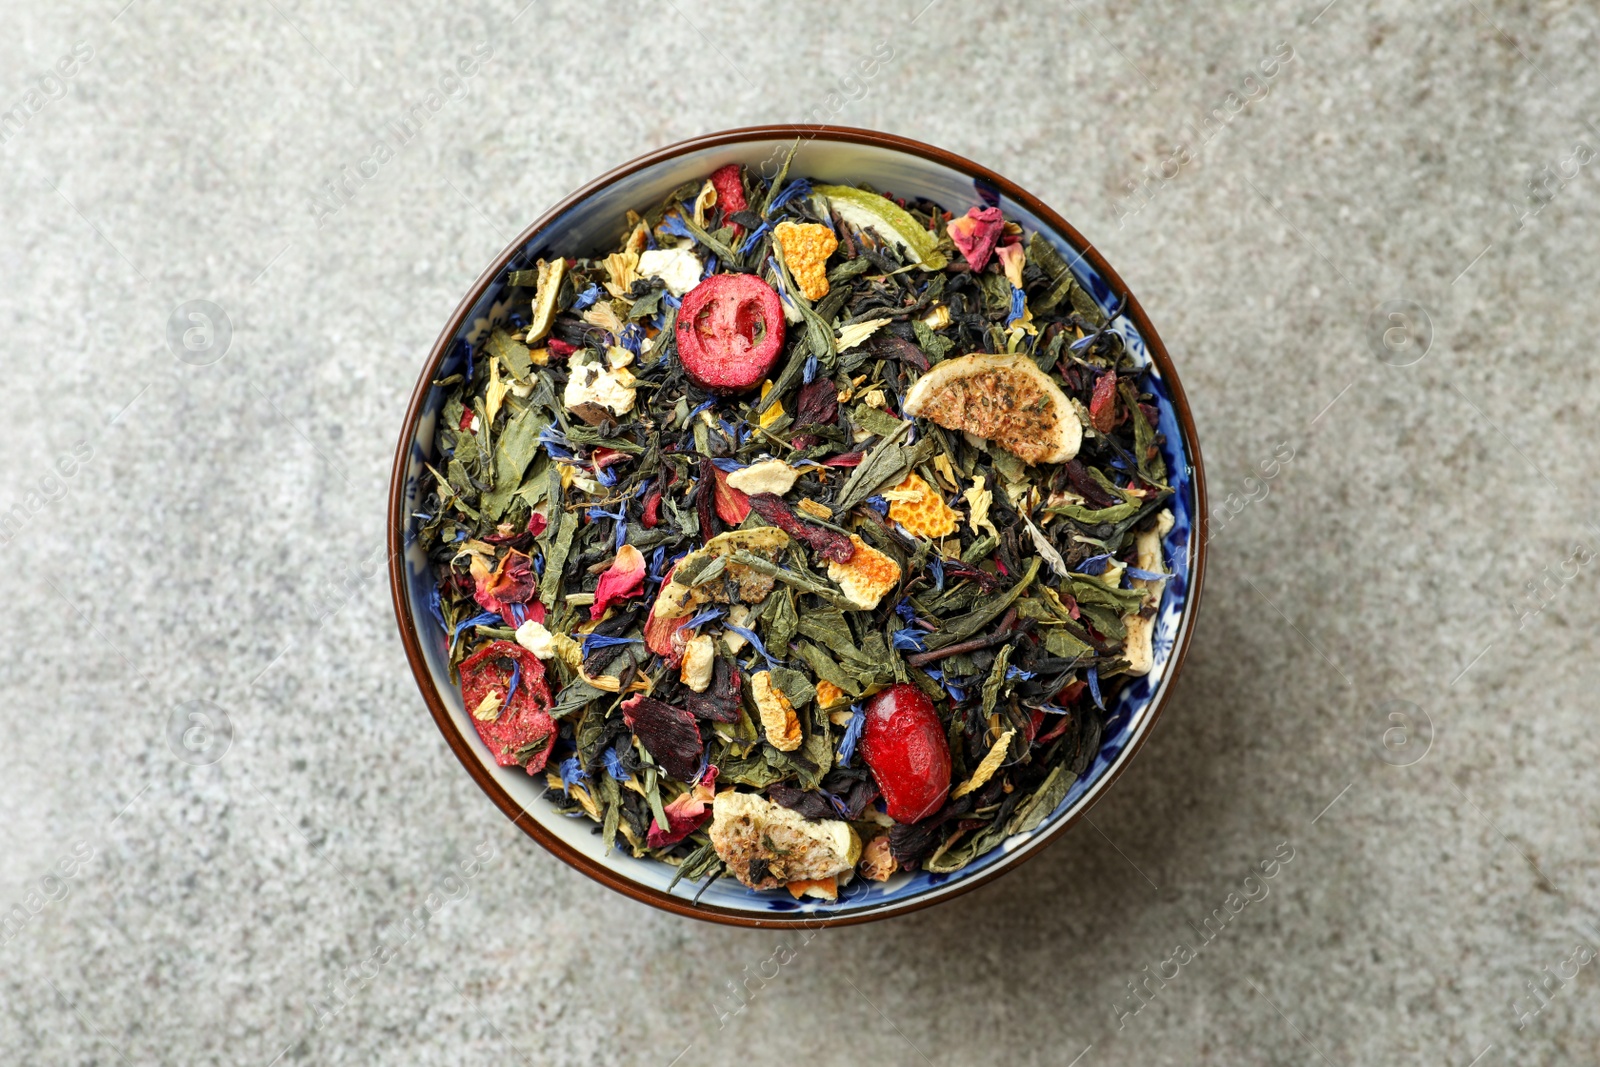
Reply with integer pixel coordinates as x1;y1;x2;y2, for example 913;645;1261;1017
416;148;1176;901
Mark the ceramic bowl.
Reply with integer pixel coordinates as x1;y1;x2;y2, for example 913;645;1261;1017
388;126;1207;927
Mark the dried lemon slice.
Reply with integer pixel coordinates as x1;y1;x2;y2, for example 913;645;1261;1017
903;352;1082;466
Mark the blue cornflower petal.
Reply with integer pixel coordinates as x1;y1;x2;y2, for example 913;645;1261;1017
572;284;602;310
682;607;727;630
1087;667;1104;709
701;254;718;279
687;398;716;420
691;747;711;785
1006;287;1026;326
837;705;867;767
891;628;927;652
558;756;588;793
823;790;851;820
1037;702;1070;716
1006;666;1036;681
929;554;946;591
725;624;782;669
648;545;667;582
894;599;915;624
595;464;618;488
602;748;632;782
802;352;819;385
451;610;502;639
511;602;526;626
427;586;447;633
662;292;682;310
766;178;813;213
1124;565;1167;582
620;323;645;356
710;457;744;473
575;633;644;657
738;221;771;256
658;213;694;239
1077;552;1114;575
614;518;627;552
865;496;889;516
500;660;521;716
1070;333;1097;351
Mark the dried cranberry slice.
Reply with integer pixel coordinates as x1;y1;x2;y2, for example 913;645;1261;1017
674;273;785;394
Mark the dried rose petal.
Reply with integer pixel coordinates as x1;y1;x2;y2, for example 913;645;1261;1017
710;464;751;525
525;512;548;537
647;766;719;848
546;338;577;359
1089;371;1120;434
747;493;855;564
621;694;703;782
591;544;647;620
947;206;1004;271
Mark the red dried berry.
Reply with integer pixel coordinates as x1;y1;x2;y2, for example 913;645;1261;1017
458;641;555;774
860;683;952;824
1089;371;1120;434
675;273;785;394
709;163;747;235
621;694;703;782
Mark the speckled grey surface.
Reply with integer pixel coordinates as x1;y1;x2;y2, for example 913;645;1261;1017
3;0;1598;1064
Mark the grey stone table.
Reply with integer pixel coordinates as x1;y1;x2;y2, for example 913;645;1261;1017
2;1;1595;1064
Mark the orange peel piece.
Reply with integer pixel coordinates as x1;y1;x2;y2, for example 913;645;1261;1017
774;221;838;302
884;472;960;539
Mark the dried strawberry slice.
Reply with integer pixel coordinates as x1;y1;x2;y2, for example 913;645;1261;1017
621;694;703;782
458;641;556;774
860;683;952;823
675;274;785;394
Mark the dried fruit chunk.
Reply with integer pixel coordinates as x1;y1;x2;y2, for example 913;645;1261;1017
620;694;703;782
524;257;565;344
826;534;900;610
675;273;786;394
649;528;791;622
859;834;898;881
708;791;861;890
884;472;960;539
751;670;803;752
725;458;799;497
773;221;838;301
680;633;715;692
814;185;948;269
903;352;1082;466
458;641;556;774
860;683;951;823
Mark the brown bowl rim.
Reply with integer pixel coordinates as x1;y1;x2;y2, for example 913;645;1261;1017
387;124;1209;929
